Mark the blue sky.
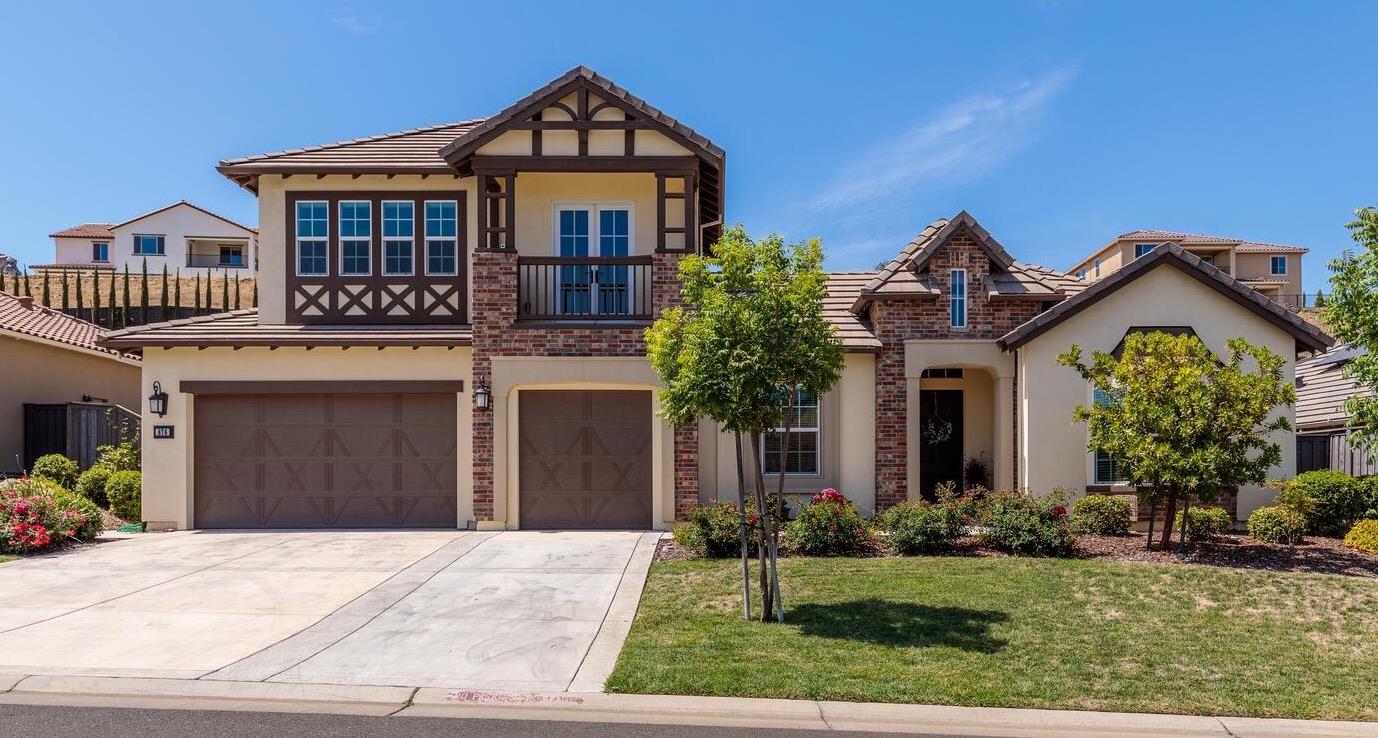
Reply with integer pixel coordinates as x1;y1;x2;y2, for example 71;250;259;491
2;1;1374;292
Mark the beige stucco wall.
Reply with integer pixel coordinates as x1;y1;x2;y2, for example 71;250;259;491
476;90;691;159
511;172;659;258
1235;252;1302;294
138;346;473;529
486;356;676;530
1;334;141;475
52;204;256;274
697;352;878;514
1017;264;1298;518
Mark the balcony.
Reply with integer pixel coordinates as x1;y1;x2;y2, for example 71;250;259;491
517;256;654;321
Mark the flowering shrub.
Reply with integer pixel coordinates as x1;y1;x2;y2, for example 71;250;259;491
0;476;102;553
675;500;758;557
981;491;1074;556
875;500;964;555
1344;519;1378;554
784;490;870;555
31;454;79;489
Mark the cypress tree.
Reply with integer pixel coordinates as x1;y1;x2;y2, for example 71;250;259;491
106;270;116;326
233;276;241;309
60;272;69;311
23;270;32;298
160;264;169;321
220;270;229;312
92;271;102;327
41;270;51;307
140;258;150;325
194;273;202;314
251;278;258;308
203;269;212;313
75;271;85;321
174;269;182;318
121;264;131;329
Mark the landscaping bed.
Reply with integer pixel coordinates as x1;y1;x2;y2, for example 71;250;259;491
608;555;1378;720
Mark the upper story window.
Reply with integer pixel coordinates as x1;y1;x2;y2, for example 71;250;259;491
555;204;634;315
1134;243;1155;259
339;201;372;276
296;201;328;276
949;268;967;328
383;201;415;276
763;387;820;476
425;200;458;276
91;242;108;262
133;235;165;255
1075;268;1087;280
1271;255;1287;275
1093;258;1101;277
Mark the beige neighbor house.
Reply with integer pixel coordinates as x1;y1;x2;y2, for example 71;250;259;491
98;67;1331;531
44;201;258;275
0;292;141;476
1068;230;1309;309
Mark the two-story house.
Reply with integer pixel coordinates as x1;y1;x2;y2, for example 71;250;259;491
1068;230;1308;308
101;68;1330;532
46;201;258;275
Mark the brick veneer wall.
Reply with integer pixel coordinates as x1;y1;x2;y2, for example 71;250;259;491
469;248;698;523
871;233;1042;509
1122;491;1240;526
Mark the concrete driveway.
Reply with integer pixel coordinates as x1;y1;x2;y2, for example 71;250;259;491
0;530;657;692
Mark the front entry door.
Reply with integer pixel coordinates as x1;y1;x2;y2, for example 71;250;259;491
919;389;964;500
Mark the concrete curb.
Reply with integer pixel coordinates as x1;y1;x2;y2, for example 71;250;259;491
0;676;1374;736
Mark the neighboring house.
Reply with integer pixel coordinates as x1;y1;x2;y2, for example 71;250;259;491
98;67;1331;532
1296;345;1377;476
1;292;141;475
1068;230;1308;309
43;201;258;275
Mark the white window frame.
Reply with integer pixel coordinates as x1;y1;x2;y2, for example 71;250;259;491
295;200;329;277
550;202;635;257
91;242;109;263
1093;258;1101;277
762;387;822;477
338;200;372;277
382;200;415;277
133;234;166;256
1270;255;1288;276
423;199;459;277
1134;243;1156;259
949;268;967;329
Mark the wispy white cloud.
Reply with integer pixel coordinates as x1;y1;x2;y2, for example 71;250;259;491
811;66;1078;214
330;9;383;35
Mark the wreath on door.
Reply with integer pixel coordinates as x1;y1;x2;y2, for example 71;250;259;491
923;393;954;446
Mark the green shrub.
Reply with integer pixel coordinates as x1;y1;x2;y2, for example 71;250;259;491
30;454;79;489
52;489;103;541
876;501;964;554
1071;494;1133;536
981;492;1074;556
1248;505;1306;545
1175;506;1232;542
94;441;140;473
1286;470;1370;536
105;471;142;522
784;489;870;556
1344;519;1378;554
0;477;100;552
74;466;113;507
677;500;757;558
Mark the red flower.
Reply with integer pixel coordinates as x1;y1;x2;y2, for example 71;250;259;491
1052;505;1067;518
812;488;847;504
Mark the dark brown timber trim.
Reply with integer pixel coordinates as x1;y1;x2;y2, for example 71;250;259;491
180;380;464;395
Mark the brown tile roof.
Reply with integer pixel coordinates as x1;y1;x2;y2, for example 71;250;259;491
999;243;1331;353
989;262;1086;300
98;310;473;349
824;272;881;351
1119;229;1308;254
438;66;724;165
1296;345;1372;431
217;120;484;175
49;223;115;239
0;293;138;361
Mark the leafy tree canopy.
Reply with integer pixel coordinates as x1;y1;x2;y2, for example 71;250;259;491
1323;205;1378;450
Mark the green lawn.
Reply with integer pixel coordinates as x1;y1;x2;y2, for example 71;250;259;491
0;556;15;565
606;556;1378;720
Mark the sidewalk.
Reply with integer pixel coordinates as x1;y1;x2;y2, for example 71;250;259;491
1;674;1372;737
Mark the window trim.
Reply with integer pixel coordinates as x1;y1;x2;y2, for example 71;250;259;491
294;200;329;277
132;234;166;256
761;387;822;478
218;244;245;267
338;200;373;277
423;199;459;277
382;200;416;277
949;268;968;329
1093;258;1101;277
1134;243;1156;259
91;242;109;263
1270;255;1288;276
550;201;636;257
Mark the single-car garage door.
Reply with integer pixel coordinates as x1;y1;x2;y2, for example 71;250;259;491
518;390;652;530
194;393;457;528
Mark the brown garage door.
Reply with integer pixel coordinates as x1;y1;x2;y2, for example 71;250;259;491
519;390;652;530
193;393;457;528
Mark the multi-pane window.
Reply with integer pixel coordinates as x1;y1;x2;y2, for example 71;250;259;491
1270;255;1287;275
383;201;414;275
339;201;371;275
1092;387;1127;484
598;208;630;313
296;201;328;275
91;242;108;262
133;235;165;255
1093;258;1101;277
949;269;967;328
557;208;592;313
219;245;244;266
425;201;457;275
1134;243;1156;258
763;387;821;475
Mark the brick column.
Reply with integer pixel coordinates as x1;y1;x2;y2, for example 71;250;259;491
470;249;518;523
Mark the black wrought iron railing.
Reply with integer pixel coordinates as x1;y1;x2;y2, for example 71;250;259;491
187;254;248;269
517;256;653;321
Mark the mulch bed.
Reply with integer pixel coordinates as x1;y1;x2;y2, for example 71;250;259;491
656;531;1378;578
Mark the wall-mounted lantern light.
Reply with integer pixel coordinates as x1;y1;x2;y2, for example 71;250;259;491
148;381;169;417
473;381;491;412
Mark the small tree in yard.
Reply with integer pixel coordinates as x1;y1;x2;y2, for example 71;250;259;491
1324;204;1378;452
1059;331;1295;552
646;225;844;621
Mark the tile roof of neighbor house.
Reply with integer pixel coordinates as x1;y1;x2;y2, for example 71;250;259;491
0;292;138;361
98;310;474;350
218;120;486;173
1296;345;1372;430
1118;229;1309;254
49;223;116;239
823;272;882;351
112;200;258;235
999;242;1332;353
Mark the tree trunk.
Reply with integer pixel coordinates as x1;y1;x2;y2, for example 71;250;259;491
770;393;795;623
749;432;773;622
1158;490;1179;549
1145;498;1157;550
733;431;751;621
1178;495;1193;559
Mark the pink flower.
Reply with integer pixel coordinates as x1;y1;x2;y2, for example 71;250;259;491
812;488;847;504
